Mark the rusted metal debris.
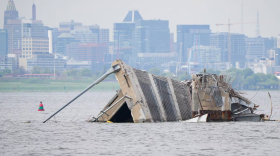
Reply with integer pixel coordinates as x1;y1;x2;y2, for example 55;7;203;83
88;60;266;123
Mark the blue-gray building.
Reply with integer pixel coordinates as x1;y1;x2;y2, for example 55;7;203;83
0;29;8;56
131;20;170;68
113;11;143;64
4;0;18;26
210;33;246;67
276;48;280;66
132;20;170;54
114;23;135;62
22;20;49;38
177;25;211;62
56;33;77;56
245;37;265;62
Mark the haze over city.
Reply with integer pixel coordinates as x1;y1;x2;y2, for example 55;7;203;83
1;0;280;39
1;1;280;156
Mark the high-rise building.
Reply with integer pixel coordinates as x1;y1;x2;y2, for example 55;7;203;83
188;46;221;64
170;33;175;53
177;25;211;62
20;37;49;59
70;29;98;43
131;20;170;67
123;10;143;22
99;29;109;53
32;2;36;20
0;29;8;56
113;11;143;63
66;43;107;63
22;19;49;38
210;33;246;67
264;37;276;55
277;35;280;49
4;19;22;54
4;0;21;54
275;49;280;66
4;0;18;26
245;37;265;62
51;28;61;54
114;22;135;62
74;25;109;53
56;33;77;56
133;20;170;54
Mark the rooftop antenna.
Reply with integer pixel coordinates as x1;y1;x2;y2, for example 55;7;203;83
256;11;260;37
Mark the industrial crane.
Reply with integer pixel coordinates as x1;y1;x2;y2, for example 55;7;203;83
216;20;256;65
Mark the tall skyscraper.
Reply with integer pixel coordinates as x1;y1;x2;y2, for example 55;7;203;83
245;37;265;62
22;20;49;38
210;33;246;67
177;25;211;62
4;19;22;54
114;22;135;62
133;20;170;54
4;0;21;54
4;0;18;26
32;2;36;20
123;10;143;22
0;29;8;56
113;11;143;63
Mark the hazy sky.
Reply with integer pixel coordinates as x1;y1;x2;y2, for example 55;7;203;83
1;0;280;41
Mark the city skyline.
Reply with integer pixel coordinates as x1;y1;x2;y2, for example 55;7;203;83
0;0;280;41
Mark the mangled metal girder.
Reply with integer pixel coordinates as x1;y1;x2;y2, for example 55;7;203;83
91;60;264;123
93;60;193;123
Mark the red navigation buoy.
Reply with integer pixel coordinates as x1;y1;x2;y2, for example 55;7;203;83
38;101;44;111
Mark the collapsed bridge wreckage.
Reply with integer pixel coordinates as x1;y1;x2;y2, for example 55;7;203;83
88;60;264;123
43;60;267;123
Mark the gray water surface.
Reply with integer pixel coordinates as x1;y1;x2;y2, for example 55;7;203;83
0;91;280;156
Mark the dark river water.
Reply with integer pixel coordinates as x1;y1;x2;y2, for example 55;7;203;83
0;91;280;156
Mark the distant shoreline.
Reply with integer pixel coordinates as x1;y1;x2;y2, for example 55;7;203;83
0;81;120;92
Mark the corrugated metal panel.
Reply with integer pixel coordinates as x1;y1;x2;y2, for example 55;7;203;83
153;76;177;121
134;69;162;122
171;80;192;120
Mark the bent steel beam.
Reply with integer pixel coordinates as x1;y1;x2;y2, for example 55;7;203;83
42;64;121;123
89;95;132;122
